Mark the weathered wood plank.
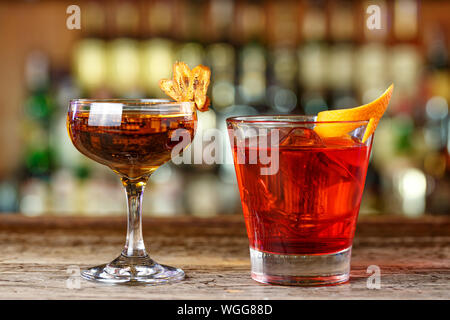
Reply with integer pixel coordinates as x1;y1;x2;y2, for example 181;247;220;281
0;215;449;299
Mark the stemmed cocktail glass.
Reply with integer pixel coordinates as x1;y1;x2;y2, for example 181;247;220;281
67;99;196;284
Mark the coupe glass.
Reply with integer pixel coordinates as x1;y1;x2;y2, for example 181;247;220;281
227;115;372;286
67;99;196;284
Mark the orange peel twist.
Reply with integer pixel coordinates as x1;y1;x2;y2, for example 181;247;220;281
314;84;394;143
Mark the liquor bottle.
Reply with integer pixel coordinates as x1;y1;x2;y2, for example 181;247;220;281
390;0;421;110
23;51;55;177
207;43;236;110
236;0;267;109
0;179;18;213
107;38;141;97
114;0;140;39
268;47;298;113
177;42;205;70
20;51;55;215
176;0;206;75
327;0;357;109
48;73;84;215
206;0;236;111
140;1;175;97
298;0;328;115
206;0;235;43
329;0;355;42
266;0;298;114
148;0;174;39
175;0;206;43
422;25;450;214
74;1;107;96
393;0;419;42
106;1;141;97
238;42;266;108
356;47;387;104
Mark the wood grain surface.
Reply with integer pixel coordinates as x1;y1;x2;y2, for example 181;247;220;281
0;214;449;300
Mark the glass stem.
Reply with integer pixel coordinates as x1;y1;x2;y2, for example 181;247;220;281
121;176;149;258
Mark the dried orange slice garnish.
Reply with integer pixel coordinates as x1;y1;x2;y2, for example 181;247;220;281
159;62;211;111
159;79;182;102
314;84;394;142
173;62;194;101
192;65;211;111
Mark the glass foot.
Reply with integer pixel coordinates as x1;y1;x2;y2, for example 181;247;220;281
81;254;185;285
250;246;351;286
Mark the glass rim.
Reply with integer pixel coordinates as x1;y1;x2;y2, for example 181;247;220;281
226;115;370;125
68;99;196;115
69;98;192;105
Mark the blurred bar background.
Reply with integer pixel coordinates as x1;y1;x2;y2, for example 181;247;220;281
0;0;448;217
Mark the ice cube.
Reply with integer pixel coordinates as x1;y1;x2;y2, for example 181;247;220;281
279;127;325;147
321;135;362;148
315;152;359;185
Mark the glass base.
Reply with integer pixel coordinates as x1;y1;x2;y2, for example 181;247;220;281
250;246;351;286
81;254;185;285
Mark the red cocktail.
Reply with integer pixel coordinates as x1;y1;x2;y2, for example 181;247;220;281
227;116;372;286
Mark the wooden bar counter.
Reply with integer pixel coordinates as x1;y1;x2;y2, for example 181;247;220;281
0;214;449;299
